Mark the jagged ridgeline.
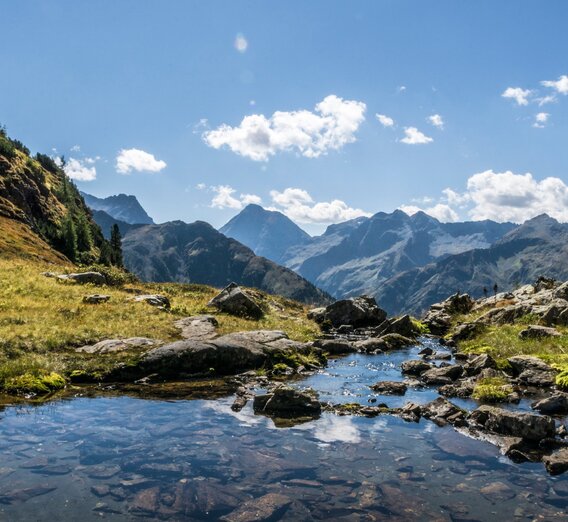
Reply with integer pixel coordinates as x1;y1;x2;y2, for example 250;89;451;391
0;126;117;264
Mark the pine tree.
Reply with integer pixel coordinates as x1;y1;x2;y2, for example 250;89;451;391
76;213;93;253
61;215;78;262
110;224;123;267
98;241;112;265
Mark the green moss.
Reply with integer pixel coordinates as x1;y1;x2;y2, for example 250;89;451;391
556;370;568;389
472;377;512;402
460;343;496;355
495;358;512;372
3;371;66;395
271;349;326;369
272;363;291;373
411;318;430;335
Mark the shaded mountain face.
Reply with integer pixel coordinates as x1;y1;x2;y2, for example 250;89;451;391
281;210;515;300
121;220;331;305
91;210;139;240
378;214;568;316
220;204;311;263
81;192;154;225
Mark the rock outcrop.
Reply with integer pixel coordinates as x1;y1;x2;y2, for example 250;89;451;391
208;283;263;319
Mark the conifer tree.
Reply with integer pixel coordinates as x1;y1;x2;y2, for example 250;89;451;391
76;213;93;253
61;215;78;262
110;224;123;267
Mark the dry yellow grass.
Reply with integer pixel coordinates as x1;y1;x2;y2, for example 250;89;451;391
0;256;320;389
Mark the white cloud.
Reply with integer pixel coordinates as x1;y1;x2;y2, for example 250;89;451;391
428;114;444;129
211;185;243;210
537;95;557;106
196;183;207;190
115;148;167;174
241;193;262;205
70;145;81;152
269;187;371;224
533;112;550;128
541;75;568;95
203;95;366;161
400;127;433;145
399;203;458;222
465;170;568;222
209;185;261;210
502;87;532;106
441;187;470;207
64;157;96;182
234;33;248;53
376;113;394;127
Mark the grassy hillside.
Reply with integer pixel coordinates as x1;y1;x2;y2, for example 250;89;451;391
0;257;319;395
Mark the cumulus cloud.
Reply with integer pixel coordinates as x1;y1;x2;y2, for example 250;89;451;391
376;113;394;127
465;170;568;222
502;87;532;106
400;127;433;145
399;203;458;222
269;187;371;224
210;185;261;210
533;112;550;128
541;75;568;95
428;114;444;129
400;170;568;224
234;33;248;53
116;148;167;174
64;157;97;181
537;95;557;106
203;95;366;161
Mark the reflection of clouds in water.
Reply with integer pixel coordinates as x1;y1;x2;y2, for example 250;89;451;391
312;416;361;444
423;422;435;433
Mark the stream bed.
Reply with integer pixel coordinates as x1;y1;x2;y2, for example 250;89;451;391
0;338;567;520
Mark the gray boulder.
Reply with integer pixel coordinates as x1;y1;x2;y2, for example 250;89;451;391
128;330;317;378
370;381;407;395
313;296;387;328
519;325;561;339
76;337;159;354
401;359;433;376
421;364;463;385
451;322;485;342
313;339;357;355
133;294;171;309
253;386;321;418
464;353;497;376
174;315;218;340
508;356;557;387
208;283;263;319
389;315;420;338
82;294;110;304
58;271;106;285
553;281;568;301
421;397;466;426
532;392;568;415
469;405;556;442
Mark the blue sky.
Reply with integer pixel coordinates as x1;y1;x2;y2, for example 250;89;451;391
1;0;567;234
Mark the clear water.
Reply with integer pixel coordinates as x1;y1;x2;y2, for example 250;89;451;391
0;339;567;520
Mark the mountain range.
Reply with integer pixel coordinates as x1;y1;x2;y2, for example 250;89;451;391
83;193;568;316
80;192;154;225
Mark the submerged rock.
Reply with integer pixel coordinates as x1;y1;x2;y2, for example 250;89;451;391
543;448;568;475
208;283;263;319
468;405;556;442
253;386;321;418
220;493;292;522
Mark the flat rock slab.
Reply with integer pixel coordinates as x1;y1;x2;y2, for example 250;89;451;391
128;330;314;378
76;337;160;354
132;294;171;309
57;271;106;285
174;315;218;340
519;325;561;339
